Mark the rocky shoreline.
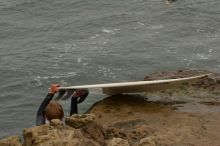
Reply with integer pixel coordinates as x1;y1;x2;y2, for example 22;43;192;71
1;70;220;146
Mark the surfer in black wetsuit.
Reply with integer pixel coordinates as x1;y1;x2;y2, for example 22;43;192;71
36;84;89;126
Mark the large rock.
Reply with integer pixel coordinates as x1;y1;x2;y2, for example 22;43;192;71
0;136;22;146
23;119;100;146
107;137;130;146
105;119;155;145
50;119;63;128
81;122;105;145
139;136;157;146
2;70;220;146
65;114;95;128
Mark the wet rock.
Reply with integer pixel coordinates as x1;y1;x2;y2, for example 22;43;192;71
0;136;22;146
105;119;155;145
139;136;157;146
23;125;50;146
65;114;95;128
23;123;100;146
107;137;130;146
81;122;105;145
105;127;127;140
50;119;63;128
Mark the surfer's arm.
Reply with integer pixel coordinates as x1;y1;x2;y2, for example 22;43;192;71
76;89;89;103
70;89;89;115
36;84;60;126
36;93;54;126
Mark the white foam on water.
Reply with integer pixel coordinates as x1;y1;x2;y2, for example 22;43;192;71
90;34;100;39
59;54;64;58
65;44;74;50
32;72;78;87
166;48;178;54
82;62;89;66
151;24;164;30
208;49;213;54
183;58;194;67
77;57;82;64
101;28;116;35
33;76;43;87
113;28;120;31
60;80;68;86
196;53;209;60
137;22;145;26
42;72;77;79
53;63;59;67
206;33;219;41
51;44;77;53
76;57;89;66
97;65;116;79
133;22;145;30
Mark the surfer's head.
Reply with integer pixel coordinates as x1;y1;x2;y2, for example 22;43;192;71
45;100;64;121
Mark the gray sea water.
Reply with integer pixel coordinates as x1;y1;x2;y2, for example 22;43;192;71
0;0;220;138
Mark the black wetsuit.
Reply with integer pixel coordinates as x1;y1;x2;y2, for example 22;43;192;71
36;90;89;126
36;93;54;126
70;90;89;116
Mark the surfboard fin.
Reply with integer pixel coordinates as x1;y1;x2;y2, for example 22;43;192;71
54;89;66;100
61;89;75;100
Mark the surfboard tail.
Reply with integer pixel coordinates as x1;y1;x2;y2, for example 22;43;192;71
54;89;76;101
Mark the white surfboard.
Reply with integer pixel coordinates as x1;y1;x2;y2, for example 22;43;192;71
59;74;209;95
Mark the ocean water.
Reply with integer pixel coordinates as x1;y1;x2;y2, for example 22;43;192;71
0;0;220;138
